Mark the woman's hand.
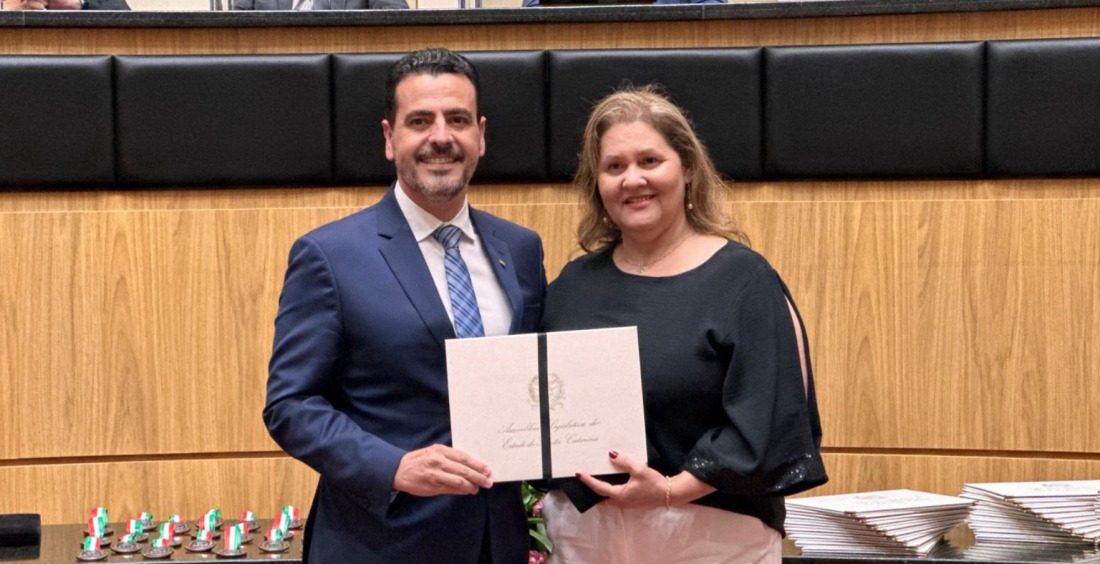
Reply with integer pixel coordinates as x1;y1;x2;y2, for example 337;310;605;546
576;451;670;509
577;450;717;509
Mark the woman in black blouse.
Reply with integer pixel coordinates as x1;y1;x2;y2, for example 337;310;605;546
540;86;827;563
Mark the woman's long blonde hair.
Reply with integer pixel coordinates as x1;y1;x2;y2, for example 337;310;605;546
573;85;748;253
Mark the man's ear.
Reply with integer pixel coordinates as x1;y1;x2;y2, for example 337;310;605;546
478;116;487;158
382;119;395;161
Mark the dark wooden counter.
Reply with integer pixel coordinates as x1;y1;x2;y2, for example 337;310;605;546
3;523;1099;564
4;0;1100;28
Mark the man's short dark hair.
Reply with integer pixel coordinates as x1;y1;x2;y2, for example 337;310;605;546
385;48;481;122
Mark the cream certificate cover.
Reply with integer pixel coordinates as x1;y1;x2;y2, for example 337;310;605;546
445;326;646;483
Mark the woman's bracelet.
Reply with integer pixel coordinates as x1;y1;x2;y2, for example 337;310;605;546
665;475;674;509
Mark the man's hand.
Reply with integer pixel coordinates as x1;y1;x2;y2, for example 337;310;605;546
393;444;493;497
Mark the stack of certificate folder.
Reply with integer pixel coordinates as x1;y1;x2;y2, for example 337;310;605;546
960;480;1100;546
785;489;974;556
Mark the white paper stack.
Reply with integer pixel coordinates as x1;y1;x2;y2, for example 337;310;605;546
786;489;974;556
960;480;1100;546
963;540;1100;561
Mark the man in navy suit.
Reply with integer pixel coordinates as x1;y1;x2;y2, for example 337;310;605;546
264;48;545;563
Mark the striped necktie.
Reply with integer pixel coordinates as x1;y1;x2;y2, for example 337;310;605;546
432;224;485;338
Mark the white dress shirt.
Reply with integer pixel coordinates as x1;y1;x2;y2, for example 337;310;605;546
394;183;513;337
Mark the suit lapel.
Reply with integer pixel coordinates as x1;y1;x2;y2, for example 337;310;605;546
471;209;524;334
376;188;455;347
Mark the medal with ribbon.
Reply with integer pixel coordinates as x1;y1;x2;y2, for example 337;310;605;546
282;505;302;529
77;535;106;561
259;526;289;553
214;522;246;557
186;526;216;552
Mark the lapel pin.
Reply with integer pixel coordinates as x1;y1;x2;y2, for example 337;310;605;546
498;258;506;267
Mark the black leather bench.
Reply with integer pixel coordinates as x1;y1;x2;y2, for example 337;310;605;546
2;40;1099;188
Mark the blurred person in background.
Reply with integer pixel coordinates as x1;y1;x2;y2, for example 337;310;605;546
231;0;407;9
2;0;129;8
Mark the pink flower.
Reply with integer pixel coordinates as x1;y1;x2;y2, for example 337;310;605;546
532;496;545;518
528;550;547;564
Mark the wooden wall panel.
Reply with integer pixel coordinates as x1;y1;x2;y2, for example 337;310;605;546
6;451;1100;525
7;7;1100;56
6;192;1098;455
1;208;347;459
812;453;1100;498
736;199;1100;454
3;180;1099;522
0;457;317;526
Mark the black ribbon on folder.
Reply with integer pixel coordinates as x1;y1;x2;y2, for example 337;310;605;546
538;332;552;482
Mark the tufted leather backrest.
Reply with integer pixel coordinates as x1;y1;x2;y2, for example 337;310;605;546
5;39;1100;189
115;54;331;187
0;56;115;187
546;48;762;181
765;42;985;179
986;38;1100;177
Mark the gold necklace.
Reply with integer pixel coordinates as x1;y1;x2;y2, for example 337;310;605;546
619;232;694;274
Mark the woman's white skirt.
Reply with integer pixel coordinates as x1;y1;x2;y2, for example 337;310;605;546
542;490;781;564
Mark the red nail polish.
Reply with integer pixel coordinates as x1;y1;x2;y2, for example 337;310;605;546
609;450;619;459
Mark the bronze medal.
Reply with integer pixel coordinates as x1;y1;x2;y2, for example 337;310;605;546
141;546;174;559
212;546;247;558
259;540;290;553
75;549;106;562
185;539;215;552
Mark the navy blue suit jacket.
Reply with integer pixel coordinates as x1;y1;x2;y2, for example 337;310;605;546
264;187;546;563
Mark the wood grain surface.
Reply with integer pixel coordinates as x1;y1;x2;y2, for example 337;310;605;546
5;7;1100;55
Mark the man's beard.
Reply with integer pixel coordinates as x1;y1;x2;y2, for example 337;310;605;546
397;145;478;203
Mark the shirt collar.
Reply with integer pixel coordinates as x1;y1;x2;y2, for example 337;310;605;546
394;181;476;243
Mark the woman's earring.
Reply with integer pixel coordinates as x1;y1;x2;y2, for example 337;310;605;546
687;202;694;211
602;216;610;224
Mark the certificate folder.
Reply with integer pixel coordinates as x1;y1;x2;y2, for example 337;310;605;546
445;326;647;483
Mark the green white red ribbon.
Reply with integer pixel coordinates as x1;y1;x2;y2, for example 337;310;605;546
88;507;108;533
122;533;138;544
240;510;255;522
154;536;171;548
169;514;183;524
86;517;104;537
82;537;101;552
282;505;299;521
223;524;243;551
275;513;290;534
265;528;283;543
196;528;213;541
159;522;175;539
126;519;143;535
202;511;218;531
139;512;153;523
